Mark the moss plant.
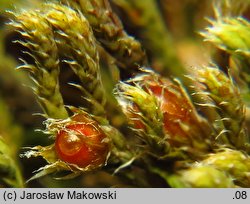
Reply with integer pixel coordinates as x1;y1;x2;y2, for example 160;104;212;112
0;0;249;187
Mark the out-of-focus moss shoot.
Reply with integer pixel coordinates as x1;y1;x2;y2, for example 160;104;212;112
60;0;147;75
168;165;235;188
201;149;250;187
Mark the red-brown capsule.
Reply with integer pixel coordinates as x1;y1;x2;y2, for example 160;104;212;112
55;113;109;168
147;78;194;139
126;73;206;147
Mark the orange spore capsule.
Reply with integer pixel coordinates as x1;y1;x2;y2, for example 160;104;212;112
55;114;109;168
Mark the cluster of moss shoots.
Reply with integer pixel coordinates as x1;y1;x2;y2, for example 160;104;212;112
5;0;250;187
